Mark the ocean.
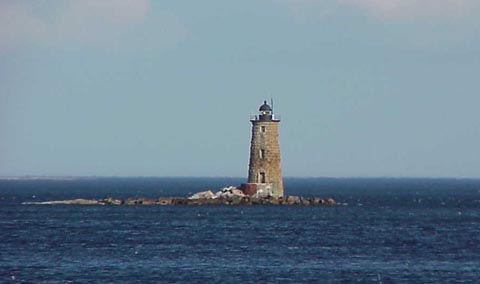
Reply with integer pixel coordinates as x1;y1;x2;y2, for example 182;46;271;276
1;177;479;283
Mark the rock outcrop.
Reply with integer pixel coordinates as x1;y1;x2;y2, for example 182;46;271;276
214;186;245;199
189;190;216;200
22;198;101;205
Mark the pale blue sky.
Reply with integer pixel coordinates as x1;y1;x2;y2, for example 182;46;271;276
1;0;480;177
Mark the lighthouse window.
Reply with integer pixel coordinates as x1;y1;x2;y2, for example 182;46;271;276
261;126;266;133
260;149;265;159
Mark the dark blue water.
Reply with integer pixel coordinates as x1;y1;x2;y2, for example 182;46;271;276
1;177;479;283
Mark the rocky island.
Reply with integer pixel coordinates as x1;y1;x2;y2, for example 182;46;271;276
23;186;336;206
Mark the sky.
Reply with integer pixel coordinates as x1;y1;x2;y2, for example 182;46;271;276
1;0;480;178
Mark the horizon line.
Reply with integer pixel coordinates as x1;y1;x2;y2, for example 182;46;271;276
1;175;480;180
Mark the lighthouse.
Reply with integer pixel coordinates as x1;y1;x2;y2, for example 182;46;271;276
242;101;284;197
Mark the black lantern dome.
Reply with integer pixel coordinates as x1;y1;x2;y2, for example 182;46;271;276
259;101;272;112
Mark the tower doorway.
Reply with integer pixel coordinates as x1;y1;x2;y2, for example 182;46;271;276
259;172;266;183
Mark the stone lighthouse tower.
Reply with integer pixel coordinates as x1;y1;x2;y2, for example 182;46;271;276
242;101;284;197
